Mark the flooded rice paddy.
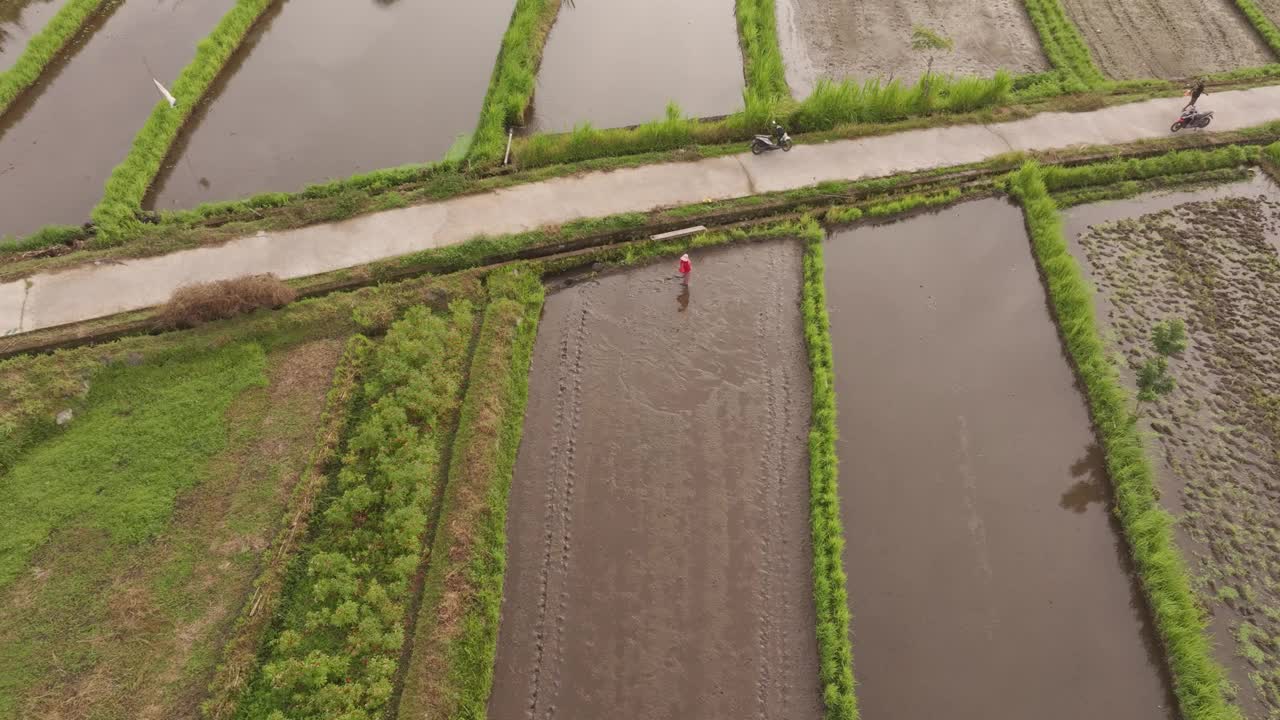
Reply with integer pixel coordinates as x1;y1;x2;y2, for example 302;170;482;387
0;0;232;239
776;0;1047;95
490;242;822;719
146;0;514;211
1064;174;1280;718
526;0;744;134
822;199;1176;719
0;0;66;72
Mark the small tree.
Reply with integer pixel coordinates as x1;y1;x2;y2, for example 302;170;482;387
1152;318;1188;356
911;26;954;101
1136;356;1175;414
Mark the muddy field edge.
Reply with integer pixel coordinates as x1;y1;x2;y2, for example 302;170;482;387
1008;162;1243;720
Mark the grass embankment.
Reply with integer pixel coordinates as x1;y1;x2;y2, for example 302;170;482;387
398;267;544;720
1007;161;1242;720
825;186;971;223
1043;144;1261;203
801;232;860;720
1230;0;1280;58
202;337;367;720
467;0;562;164
0;0;108;116
90;0;275;245
1051;166;1252;206
231;302;477;720
1018;0;1105;94
514;72;1014;168
735;0;789;100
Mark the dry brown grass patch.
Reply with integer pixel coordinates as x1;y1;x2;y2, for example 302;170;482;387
156;274;296;329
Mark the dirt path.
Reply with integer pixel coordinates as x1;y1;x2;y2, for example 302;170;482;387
10;83;1280;336
1064;176;1280;718
488;241;822;720
776;0;1047;95
823;199;1177;719
1061;0;1271;79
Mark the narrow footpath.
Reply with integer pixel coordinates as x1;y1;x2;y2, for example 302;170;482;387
5;84;1280;335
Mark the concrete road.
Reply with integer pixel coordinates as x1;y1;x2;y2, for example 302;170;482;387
4;84;1279;335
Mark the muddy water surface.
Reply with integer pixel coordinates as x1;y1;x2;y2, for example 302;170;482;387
146;0;514;211
823;199;1176;719
0;0;66;72
1064;176;1280;718
0;0;232;238
527;0;744;133
490;242;822;720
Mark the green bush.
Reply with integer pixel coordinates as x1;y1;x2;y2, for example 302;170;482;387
1020;0;1105;86
91;0;275;245
467;0;561;164
1007;161;1242;720
233;303;477;720
0;0;108;115
801;232;860;720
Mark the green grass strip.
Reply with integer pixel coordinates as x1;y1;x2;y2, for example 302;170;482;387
398;266;544;720
90;0;275;245
467;0;562;164
1231;0;1280;57
735;0;789;100
1006;161;1241;720
801;230;859;720
1039;145;1258;191
1020;0;1105;87
0;0;109;116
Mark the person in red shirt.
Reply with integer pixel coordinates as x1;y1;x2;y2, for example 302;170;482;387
677;253;692;285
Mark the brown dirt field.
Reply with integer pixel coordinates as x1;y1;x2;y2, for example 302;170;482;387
1064;175;1280;718
1060;0;1272;80
823;199;1177;719
775;0;1049;95
1258;0;1280;29
488;241;823;719
0;339;342;720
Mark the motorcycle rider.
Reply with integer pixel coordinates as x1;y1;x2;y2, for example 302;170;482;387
1184;79;1207;110
770;121;787;145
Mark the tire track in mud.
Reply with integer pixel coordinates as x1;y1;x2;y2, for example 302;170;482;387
526;295;587;720
751;254;779;720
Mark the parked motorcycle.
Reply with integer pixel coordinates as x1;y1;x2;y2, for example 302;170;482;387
752;122;793;154
1171;108;1213;132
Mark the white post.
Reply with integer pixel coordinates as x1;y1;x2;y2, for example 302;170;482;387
503;128;514;166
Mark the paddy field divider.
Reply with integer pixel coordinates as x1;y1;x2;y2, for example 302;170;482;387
0;0;110;116
1007;161;1243;720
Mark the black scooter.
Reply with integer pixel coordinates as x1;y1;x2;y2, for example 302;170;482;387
751;122;793;154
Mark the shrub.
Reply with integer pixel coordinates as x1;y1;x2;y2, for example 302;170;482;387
156;274;296;329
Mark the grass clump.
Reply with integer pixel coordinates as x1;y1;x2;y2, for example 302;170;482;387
467;0;562;164
232;302;476;720
91;0;275;244
398;266;544;720
1230;0;1280;57
1153;318;1188;356
1007;160;1242;720
0;224;89;255
801;230;860;720
1019;0;1105;87
0;342;268;589
157;273;296;329
0;0;108;115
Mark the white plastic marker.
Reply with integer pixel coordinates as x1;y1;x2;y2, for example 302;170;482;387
152;78;177;108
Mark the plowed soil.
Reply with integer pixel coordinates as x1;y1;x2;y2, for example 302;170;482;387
1060;0;1271;79
1064;175;1280;719
775;0;1048;96
489;241;822;720
823;199;1177;719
